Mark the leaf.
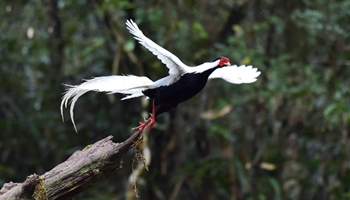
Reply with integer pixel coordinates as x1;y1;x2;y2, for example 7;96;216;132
268;178;282;200
323;103;345;118
192;22;209;39
125;40;135;51
241;56;251;65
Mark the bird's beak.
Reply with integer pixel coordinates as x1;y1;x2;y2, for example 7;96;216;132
225;62;231;66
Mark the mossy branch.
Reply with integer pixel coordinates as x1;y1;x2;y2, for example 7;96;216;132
0;130;143;200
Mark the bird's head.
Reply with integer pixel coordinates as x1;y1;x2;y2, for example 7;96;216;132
218;57;231;67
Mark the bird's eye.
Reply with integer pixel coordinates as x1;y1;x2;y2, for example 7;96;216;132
219;57;230;67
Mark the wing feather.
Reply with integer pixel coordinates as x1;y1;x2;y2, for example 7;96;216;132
209;65;261;84
126;19;189;75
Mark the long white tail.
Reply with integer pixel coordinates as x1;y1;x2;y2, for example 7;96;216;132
60;75;153;132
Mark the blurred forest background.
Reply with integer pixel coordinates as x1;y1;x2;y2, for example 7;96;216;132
1;0;350;199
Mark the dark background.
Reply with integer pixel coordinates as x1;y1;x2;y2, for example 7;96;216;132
1;0;350;199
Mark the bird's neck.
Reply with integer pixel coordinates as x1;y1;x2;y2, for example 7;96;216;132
187;66;219;86
187;60;221;74
199;66;220;78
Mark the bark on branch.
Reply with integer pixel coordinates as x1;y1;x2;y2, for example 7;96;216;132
0;130;143;200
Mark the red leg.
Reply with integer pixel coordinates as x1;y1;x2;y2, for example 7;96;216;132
132;102;157;132
146;102;156;132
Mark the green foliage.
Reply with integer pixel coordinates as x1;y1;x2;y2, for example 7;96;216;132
1;0;350;199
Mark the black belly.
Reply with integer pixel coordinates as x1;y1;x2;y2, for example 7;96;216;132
142;71;216;116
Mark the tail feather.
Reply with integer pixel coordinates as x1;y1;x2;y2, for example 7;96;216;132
60;75;153;132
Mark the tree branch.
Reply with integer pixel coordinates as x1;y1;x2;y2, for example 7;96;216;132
0;130;143;200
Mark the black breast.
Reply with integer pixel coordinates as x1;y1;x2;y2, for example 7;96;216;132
143;67;218;109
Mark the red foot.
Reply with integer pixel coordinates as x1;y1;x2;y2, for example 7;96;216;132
133;102;157;132
132;114;155;132
133;117;151;131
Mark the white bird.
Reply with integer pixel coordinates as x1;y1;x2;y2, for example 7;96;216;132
61;19;261;132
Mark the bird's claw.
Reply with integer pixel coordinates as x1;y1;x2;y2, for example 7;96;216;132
133;118;151;131
133;103;156;132
132;116;155;132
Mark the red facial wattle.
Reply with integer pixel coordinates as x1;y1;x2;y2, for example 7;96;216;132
219;57;230;67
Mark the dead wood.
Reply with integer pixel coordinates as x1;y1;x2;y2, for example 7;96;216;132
0;130;143;200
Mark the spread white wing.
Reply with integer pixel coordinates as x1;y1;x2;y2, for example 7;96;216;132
126;19;189;75
209;65;261;84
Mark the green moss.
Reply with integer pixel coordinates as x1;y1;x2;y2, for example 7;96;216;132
132;136;148;171
32;176;47;200
82;144;92;150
